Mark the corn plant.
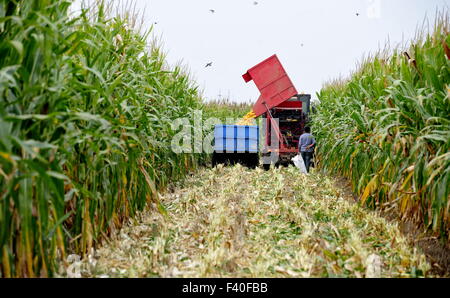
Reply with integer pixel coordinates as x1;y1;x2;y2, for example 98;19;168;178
203;99;253;122
313;12;450;240
0;0;205;277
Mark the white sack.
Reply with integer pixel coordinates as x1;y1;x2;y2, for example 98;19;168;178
292;154;307;174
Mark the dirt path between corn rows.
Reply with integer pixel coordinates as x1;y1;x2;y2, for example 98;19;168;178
65;165;436;278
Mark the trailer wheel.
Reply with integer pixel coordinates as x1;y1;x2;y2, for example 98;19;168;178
247;154;259;169
254;154;260;169
212;152;220;167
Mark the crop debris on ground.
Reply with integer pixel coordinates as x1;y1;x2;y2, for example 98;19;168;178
65;165;431;278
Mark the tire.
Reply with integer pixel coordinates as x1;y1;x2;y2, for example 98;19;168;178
212;152;216;167
248;154;259;169
212;152;220;167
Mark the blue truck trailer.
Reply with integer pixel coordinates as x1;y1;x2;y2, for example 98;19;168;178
212;125;260;168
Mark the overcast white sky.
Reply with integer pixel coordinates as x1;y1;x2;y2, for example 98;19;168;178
72;0;449;103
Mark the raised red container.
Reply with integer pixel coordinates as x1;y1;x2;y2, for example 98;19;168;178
242;55;299;117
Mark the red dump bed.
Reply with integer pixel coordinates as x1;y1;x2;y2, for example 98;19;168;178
242;55;299;117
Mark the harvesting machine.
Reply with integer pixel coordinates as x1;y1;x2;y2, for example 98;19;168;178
213;54;311;169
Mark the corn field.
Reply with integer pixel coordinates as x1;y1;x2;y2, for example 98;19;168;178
313;13;450;240
0;0;205;277
1;0;449;279
203;99;253;123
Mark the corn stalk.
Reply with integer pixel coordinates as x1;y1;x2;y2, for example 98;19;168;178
313;12;450;240
0;0;205;277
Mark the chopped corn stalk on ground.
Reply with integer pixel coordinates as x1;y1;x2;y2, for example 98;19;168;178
236;111;257;126
68;165;431;278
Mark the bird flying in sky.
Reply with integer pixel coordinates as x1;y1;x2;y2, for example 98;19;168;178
205;62;213;68
210;9;215;13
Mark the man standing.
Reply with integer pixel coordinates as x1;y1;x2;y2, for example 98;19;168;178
298;127;316;173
